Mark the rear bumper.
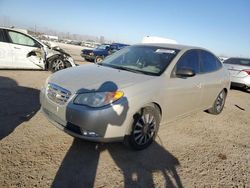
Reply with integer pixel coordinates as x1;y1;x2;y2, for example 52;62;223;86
230;76;250;88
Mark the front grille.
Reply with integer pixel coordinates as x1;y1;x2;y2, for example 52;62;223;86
46;83;71;105
84;50;92;55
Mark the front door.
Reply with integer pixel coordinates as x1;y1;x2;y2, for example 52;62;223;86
165;50;203;121
6;30;44;69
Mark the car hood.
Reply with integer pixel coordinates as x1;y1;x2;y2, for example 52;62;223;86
48;64;155;93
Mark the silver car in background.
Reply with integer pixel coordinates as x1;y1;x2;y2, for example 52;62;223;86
223;58;250;90
40;44;230;150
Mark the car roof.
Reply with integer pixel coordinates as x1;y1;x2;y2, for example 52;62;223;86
0;27;34;38
0;26;10;30
134;43;206;51
0;26;26;33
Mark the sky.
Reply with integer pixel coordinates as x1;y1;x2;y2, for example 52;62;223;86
0;0;250;57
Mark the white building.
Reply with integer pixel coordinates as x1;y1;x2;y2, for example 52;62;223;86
142;36;177;44
43;34;59;41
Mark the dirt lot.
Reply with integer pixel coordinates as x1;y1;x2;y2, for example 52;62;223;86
56;43;88;64
0;55;249;187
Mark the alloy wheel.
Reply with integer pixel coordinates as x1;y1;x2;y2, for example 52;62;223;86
95;57;103;63
52;59;65;71
216;91;225;112
133;113;157;145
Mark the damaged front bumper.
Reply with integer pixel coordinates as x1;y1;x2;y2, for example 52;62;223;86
40;87;128;142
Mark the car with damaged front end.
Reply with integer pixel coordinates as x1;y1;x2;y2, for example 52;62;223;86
0;27;76;72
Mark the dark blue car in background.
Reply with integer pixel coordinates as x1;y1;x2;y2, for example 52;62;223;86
81;43;129;63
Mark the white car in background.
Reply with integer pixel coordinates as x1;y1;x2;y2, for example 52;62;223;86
0;27;76;72
223;57;250;90
142;36;178;44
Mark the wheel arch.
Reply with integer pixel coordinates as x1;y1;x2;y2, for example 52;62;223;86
223;88;228;94
125;101;162;136
136;102;162;120
152;102;162;119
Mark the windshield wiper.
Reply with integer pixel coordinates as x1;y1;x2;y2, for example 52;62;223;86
118;66;144;73
101;64;157;76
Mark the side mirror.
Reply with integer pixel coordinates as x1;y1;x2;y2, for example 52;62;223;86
176;68;195;77
26;48;43;58
26;51;37;58
52;46;61;51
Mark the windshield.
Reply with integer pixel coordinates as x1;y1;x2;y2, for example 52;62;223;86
96;44;110;50
101;46;179;76
39;40;50;48
224;58;250;66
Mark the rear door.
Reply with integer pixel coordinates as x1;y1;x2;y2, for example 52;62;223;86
199;50;224;108
166;49;203;120
0;29;13;68
6;30;44;69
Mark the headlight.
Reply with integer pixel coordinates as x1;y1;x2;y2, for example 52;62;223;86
73;91;123;108
89;52;94;56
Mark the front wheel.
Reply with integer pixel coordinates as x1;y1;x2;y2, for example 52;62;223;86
126;106;161;150
94;56;104;64
49;58;67;72
207;89;227;115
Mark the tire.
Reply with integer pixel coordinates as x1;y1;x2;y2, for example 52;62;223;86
64;61;72;68
49;57;66;73
126;106;161;150
207;89;227;115
94;56;104;64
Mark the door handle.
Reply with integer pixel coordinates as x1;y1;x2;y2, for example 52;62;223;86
14;46;20;49
196;83;202;88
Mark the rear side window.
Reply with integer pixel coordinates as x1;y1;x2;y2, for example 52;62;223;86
176;50;200;74
7;31;36;47
200;50;222;73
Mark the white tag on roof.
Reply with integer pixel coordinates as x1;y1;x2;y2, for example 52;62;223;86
142;36;178;44
155;49;176;54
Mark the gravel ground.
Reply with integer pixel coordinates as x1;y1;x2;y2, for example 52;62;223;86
56;42;90;65
0;45;249;187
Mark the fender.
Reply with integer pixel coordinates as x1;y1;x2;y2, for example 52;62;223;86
46;54;76;70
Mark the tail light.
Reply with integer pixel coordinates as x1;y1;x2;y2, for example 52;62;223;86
243;70;250;75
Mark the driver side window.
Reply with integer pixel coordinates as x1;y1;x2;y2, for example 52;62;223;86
8;31;37;47
176;50;200;74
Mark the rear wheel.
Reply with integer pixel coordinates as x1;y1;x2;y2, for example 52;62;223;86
126;106;161;150
94;56;104;64
207;90;227;115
